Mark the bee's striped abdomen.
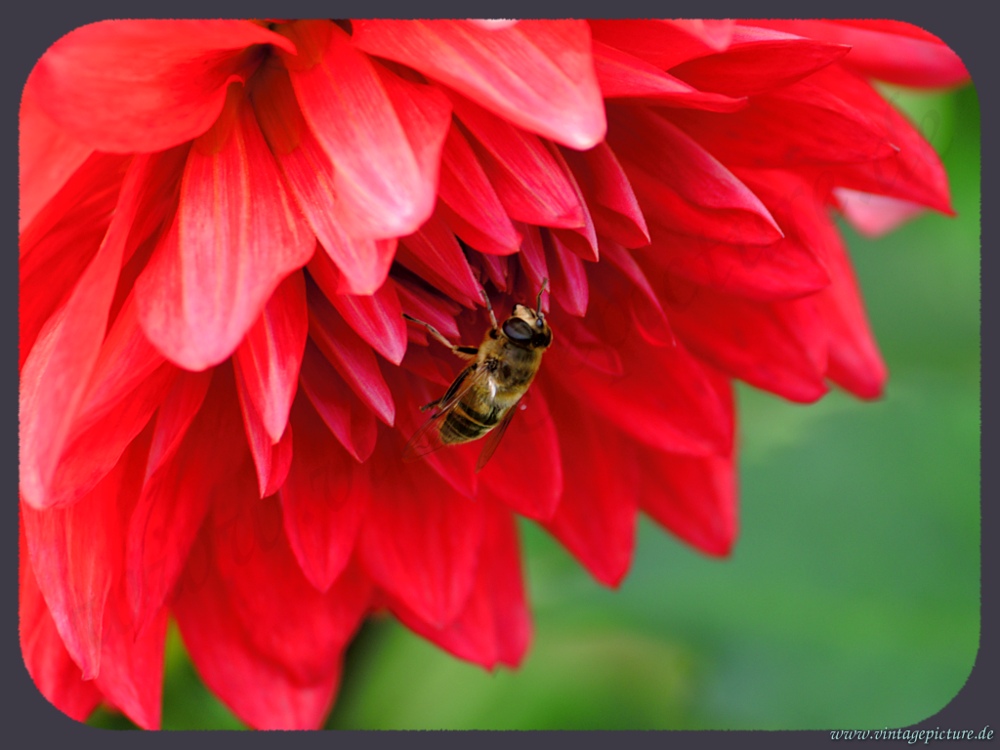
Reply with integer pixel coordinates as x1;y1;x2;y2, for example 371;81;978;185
440;402;502;445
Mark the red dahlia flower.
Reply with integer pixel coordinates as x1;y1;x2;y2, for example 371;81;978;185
18;19;969;729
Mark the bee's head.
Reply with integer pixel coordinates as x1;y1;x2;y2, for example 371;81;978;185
504;279;552;350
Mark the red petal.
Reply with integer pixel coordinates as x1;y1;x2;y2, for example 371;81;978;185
556;332;732;457
27;20;293;153
20;473;122;681
638;221;831;302
598;240;673;346
478;389;563;521
234;273;307;442
252;64;397;295
592;40;746;110
307;284;396;425
438;123;521;255
360;432;486;626
753;19;970;87
552;312;624;377
308;248;408;365
397;208;483;308
234;362;294;498
394;278;464;342
513;222;549;296
20;154;152;509
281;21;447;238
298;341;378;462
144;370;214;478
19;520;102;722
94;587;167;730
798;66;953;214
392;502;530;668
353;19;606;149
664;278;829;403
280;397;369;590
545;142;599;260
547;230;589;318
670;25;851;97
589;19;734;69
639;429;738;555
559;141;649;249
609;107;783;245
126;367;247;633
174;504;369;729
18;79;93;232
666;79;899;169
540;387;638;586
136;90;314;371
450;92;586;229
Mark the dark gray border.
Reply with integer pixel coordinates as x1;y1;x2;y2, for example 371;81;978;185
9;1;991;747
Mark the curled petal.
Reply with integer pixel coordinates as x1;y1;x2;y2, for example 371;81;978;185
353;19;606;149
27;20;294;152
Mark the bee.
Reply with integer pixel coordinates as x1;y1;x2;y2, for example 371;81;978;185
402;279;553;471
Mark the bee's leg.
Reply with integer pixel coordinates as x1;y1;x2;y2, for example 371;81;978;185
481;288;499;331
403;314;479;359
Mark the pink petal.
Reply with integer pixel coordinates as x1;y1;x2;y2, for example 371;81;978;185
353;19;606;149
280;21;447;238
360;431;486;626
298;341;378;462
126;367;248;633
834;188;927;237
540;386;638;586
391;502;530;668
27;20;293;153
591;40;746;110
609;107;783;245
669;25;851;97
280;397;369;590
664;279;829;403
136;90;315;371
233;273;308;443
20;154;153;510
478;389;563;522
19;520;102;722
437;123;522;255
638;220;831;302
753;19;970;87
559;141;649;249
589;19;735;69
449;92;586;229
397;208;483;308
252;64;397;295
306;284;396;425
308;248;408;365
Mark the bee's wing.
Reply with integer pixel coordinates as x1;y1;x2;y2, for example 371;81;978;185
474;398;520;472
402;363;490;462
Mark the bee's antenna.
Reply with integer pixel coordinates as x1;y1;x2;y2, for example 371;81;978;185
536;277;549;317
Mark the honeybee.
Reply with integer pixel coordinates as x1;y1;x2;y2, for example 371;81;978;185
402;280;553;471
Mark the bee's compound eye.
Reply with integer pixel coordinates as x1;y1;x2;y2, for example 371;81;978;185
503;318;533;342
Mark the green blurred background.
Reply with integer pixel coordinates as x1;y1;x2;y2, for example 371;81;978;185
88;84;981;731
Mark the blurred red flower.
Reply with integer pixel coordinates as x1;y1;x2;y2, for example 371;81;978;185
18;19;968;729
